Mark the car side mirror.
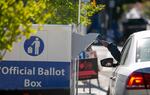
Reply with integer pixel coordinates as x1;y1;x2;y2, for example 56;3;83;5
100;58;114;67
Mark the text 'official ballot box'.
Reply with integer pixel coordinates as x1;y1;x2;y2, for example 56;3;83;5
0;25;72;95
0;24;98;95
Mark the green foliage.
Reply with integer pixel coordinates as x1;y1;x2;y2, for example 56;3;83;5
46;0;105;25
80;2;105;26
0;0;51;59
46;0;78;24
0;0;105;59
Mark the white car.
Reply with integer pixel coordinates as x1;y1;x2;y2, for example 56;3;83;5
101;30;150;95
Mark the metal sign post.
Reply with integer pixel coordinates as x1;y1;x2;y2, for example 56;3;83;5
72;32;98;95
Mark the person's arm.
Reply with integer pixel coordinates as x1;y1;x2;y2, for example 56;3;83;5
100;40;121;62
107;43;121;62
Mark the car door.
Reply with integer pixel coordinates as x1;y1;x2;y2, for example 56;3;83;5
110;38;132;95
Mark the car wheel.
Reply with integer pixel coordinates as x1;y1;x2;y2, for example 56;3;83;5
107;87;110;95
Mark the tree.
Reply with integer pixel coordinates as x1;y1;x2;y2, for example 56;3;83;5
80;2;105;25
46;0;78;24
0;0;105;59
0;0;51;59
46;0;105;25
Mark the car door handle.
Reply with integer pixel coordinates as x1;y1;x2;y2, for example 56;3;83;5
110;77;116;80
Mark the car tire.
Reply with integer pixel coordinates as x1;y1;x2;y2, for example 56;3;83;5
107;87;110;95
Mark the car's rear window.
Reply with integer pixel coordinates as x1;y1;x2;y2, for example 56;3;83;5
137;38;150;62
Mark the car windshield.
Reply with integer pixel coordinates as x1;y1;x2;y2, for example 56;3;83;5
137;38;150;62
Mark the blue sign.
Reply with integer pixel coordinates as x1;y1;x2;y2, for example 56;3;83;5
0;61;70;90
24;36;44;56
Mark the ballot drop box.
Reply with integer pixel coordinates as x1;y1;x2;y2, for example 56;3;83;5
0;25;73;95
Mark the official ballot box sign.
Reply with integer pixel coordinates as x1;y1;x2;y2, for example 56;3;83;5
0;25;72;90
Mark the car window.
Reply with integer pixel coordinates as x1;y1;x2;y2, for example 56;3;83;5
136;38;150;62
119;38;132;65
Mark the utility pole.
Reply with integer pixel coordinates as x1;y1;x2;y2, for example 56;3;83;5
78;0;81;24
